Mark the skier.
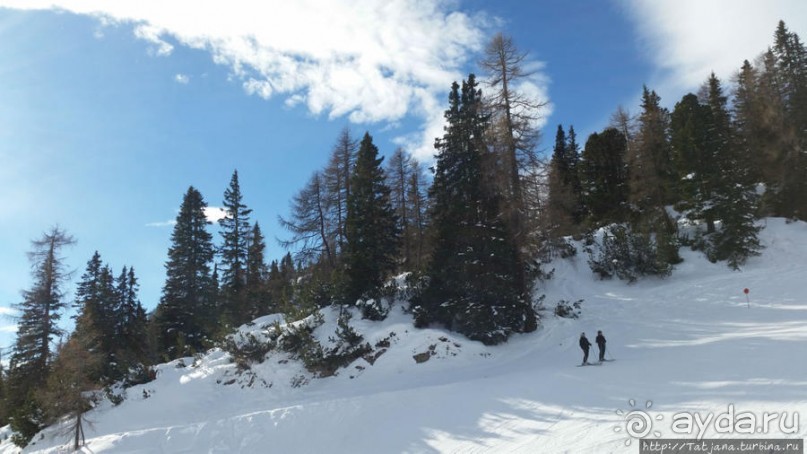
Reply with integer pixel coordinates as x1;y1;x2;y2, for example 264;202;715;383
579;332;592;365
596;330;606;362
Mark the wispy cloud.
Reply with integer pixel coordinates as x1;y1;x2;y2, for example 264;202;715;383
174;73;190;84
0;324;17;333
145;220;176;228
0;0;511;160
622;0;807;96
0;306;17;334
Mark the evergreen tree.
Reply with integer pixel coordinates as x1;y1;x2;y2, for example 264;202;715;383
671;92;718;231
579;128;629;225
753;49;796;216
344;132;399;303
627;87;680;267
629;87;675;214
547;125;583;235
415;75;536;345
771;21;807;219
266;254;297;315
72;253;119;382
704;74;762;267
219;170;253;326
6;227;75;446
115;266;149;369
773;20;807;127
246;223;270;318
155;187;216;359
565;126;584;223
209;264;221;327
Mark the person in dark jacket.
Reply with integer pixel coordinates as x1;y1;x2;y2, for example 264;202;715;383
596;330;606;362
579;332;592;365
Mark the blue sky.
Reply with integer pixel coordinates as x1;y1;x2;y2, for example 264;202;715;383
0;0;804;353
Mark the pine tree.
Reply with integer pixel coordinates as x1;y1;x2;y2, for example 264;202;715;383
155;187;216;359
547;125;583;235
246;223;270;318
671;92;718;231
415;75;536;345
629;87;675;214
219;170;253;326
579;128;629;225
773;21;807;126
565;126;584;224
344;132;399;303
771;21;807;219
115;266;149;369
72;253;119;382
6;227;75;446
266;254;295;315
626;87;680;267
705;74;762;267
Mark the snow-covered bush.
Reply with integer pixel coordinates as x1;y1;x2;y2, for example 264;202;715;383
586;224;673;282
554;299;583;319
357;298;390;321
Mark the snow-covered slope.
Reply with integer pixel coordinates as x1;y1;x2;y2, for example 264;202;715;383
3;218;806;453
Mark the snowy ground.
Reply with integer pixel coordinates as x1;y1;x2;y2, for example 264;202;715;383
2;218;806;453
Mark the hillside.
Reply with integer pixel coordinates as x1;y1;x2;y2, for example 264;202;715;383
3;218;806;453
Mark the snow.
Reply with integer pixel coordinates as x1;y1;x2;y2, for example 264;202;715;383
3;218;807;453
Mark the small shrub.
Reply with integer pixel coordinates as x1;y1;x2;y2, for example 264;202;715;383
554;299;583;319
357;298;389;321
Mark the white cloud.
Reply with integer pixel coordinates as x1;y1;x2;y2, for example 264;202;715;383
0;306;16;316
622;0;807;96
146;206;228;227
0;0;510;159
134;22;174;56
174;73;190;84
204;206;228;223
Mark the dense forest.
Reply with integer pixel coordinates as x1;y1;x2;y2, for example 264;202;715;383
2;21;806;448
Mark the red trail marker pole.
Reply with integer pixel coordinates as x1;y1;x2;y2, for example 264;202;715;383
743;288;750;308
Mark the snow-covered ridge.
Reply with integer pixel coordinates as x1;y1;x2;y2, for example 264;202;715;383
3;218;806;453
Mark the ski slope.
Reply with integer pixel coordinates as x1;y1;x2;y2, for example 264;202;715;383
3;218;806;453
